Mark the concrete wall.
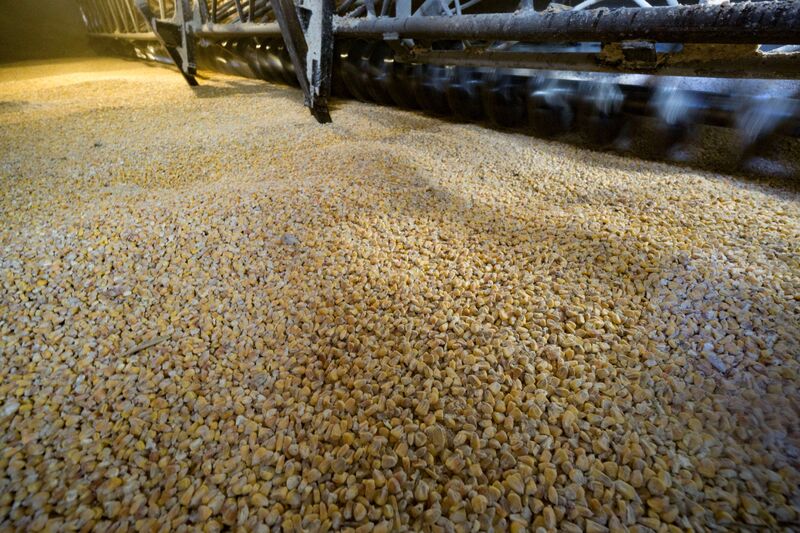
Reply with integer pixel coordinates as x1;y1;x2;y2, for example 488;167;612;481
0;0;93;62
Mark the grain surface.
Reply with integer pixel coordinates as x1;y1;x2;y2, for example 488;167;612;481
1;58;799;532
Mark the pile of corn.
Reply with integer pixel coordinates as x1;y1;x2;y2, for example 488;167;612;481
0;58;799;532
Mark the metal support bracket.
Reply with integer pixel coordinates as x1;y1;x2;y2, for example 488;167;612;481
272;0;334;123
135;0;198;86
620;40;658;70
600;40;659;71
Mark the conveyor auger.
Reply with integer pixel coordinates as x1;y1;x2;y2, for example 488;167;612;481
79;0;800;155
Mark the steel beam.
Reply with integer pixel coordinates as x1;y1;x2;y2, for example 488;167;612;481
272;0;335;122
135;0;198;85
408;49;800;80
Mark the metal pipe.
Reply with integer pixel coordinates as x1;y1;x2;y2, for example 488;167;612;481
111;0;132;32
571;0;600;12
195;21;282;38
79;0;98;32
95;0;116;32
97;3;800;47
333;1;800;44
233;0;246;21
215;0;243;22
103;0;122;32
121;0;143;32
90;31;159;40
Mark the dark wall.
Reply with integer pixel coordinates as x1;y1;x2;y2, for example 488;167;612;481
0;0;93;62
